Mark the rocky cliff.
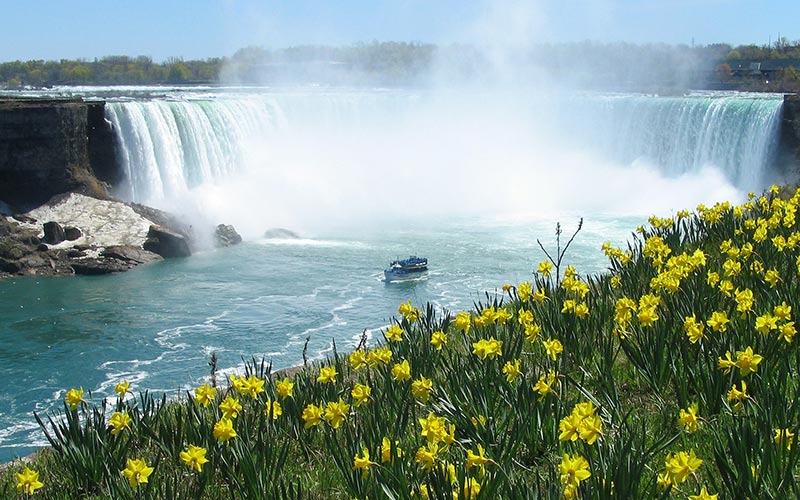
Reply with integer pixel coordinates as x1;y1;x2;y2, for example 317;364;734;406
0;98;116;210
782;95;800;170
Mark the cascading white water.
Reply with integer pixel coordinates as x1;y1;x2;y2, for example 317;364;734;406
565;92;784;188
105;89;785;230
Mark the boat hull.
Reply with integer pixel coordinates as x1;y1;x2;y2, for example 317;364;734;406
383;268;428;282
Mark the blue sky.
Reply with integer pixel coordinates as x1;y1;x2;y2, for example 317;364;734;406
2;0;798;62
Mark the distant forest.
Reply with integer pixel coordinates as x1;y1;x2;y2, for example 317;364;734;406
1;40;800;91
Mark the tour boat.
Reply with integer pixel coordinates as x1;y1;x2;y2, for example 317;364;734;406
383;255;428;282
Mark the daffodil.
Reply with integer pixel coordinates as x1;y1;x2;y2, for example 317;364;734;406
718;351;736;374
352;448;377;478
707;311;729;333
219;396;242;419
502;359;522;382
120;458;154;488
578;415;603;444
472;337;503;359
348;349;367;369
664;450;702;485
466;444;492;469
213;418;237;442
419;413;449;444
381;437;402;463
180;445;209;473
317;365;338;384
385;324;404;342
454;311;471;333
533;370;558;400
263;399;282;419
65;387;85;410
689;486;718;500
727;381;749;412
392;359;412;381
735;346;763;376
411;376;433;403
524;323;542;343
774;302;792;321
366;345;393;367
323;398;350;429
275;377;294;399
109;411;131;435
558;414;583;442
542;338;563;361
774;428;795;449
430;330;447;350
517;281;532;301
15;467;44;495
351;383;371;406
194;383;216;407
415;443;438;471
559;453;591;489
684;314;705;343
537;260;554;276
679;403;700;433
302;403;323;428
114;380;130;397
779;322;797;343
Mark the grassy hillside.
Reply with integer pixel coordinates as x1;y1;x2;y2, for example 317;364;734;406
4;185;800;499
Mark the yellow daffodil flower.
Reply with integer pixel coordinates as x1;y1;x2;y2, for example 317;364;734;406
180;445;209;473
120;458;154;488
275;377;294;399
65;387;85;410
213;418;237;442
16;467;44;495
323;398;350;429
392;360;411;381
109;411;131;435
352;448;377;478
219;396;242;419
302;403;323;428
351;383;371;406
194;383;216;407
317;365;338;384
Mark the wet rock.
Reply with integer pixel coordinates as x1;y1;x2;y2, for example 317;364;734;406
64;226;82;241
12;214;37;224
143;225;191;258
0;240;33;260
215;224;242;247
66;248;85;258
43;221;66;244
102;245;163;265
71;259;132;275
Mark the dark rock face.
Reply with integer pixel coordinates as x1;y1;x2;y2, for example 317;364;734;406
215;224;242;247
0;99;117;210
782;95;800;172
64;226;82;241
143;225;192;258
102;245;163;265
71;246;163;275
43;221;66;244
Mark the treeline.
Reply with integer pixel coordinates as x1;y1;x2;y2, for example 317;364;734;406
0;42;437;87
0;56;221;87
1;39;800;90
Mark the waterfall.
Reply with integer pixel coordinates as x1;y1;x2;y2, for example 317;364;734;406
568;93;784;188
106;90;785;207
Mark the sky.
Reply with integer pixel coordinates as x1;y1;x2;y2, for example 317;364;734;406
1;0;798;62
